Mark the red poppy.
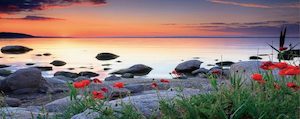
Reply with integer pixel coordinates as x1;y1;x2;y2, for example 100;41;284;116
160;79;170;83
151;82;158;88
274;62;288;69
286;82;298;88
92;91;105;99
171;70;182;76
251;73;263;81
279;66;300;76
81;80;91;86
113;82;124;88
279;47;288;51
211;70;221;74
101;87;109;93
260;61;276;70
274;83;281;90
93;78;102;84
73;80;90;88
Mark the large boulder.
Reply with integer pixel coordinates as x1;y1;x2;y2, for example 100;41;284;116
50;60;66;66
175;60;203;74
105;75;121;81
1;45;33;54
111;64;152;76
0;68;52;94
95;53;119;60
54;71;79;78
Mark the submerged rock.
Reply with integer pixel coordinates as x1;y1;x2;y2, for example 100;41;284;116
95;53;119;60
175;60;203;74
50;60;66;66
111;64;152;76
0;68;52;94
43;53;52;56
33;66;53;71
1;45;33;54
215;61;235;67
249;56;262;60
54;71;79;78
25;63;35;66
78;71;99;78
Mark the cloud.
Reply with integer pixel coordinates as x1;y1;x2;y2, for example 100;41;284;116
0;15;64;21
208;0;271;8
0;0;106;14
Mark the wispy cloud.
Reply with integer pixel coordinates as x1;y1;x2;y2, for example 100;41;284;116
0;15;64;21
208;0;271;8
0;0;106;14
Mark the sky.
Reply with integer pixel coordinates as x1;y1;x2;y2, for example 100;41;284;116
0;0;299;37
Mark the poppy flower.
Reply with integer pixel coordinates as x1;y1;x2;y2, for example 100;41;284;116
251;73;263;81
93;78;102;84
279;66;300;76
160;79;170;83
286;82;298;89
211;70;221;74
274;62;288;69
92;91;105;99
171;70;182;76
81;80;91;86
274;83;281;90
260;61;276;70
73;80;90;88
101;87;109;93
279;47;288;51
151;82;158;88
113;82;124;88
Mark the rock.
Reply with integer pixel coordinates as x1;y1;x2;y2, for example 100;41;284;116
124;84;144;93
111;64;152;76
1;45;33;54
25;63;35;66
67;68;75;70
50;60;66;66
191;68;209;75
121;73;134;78
0;69;12;77
249;56;262;60
103;68;111;71
175;60;203;74
0;68;52;94
0;64;10;68
229;61;279;84
35;54;42;56
72;88;202;118
208;66;223;74
4;97;21;107
0;107;56;119
78;71;99;78
102;64;111;66
45;96;80;112
33;66;53;71
45;77;67;85
215;61;235;67
116;60;122;63
105;75;121;81
74;76;90;82
54;71;79;78
43;53;52;56
95;53;119;60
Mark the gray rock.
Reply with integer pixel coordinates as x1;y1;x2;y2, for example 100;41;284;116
25;63;35;66
0;69;12;77
215;61;235;67
74;76;91;82
45;77;67;85
33;66;53;71
111;64;152;76
105;75;121;81
54;71;79;78
0;107;55;119
124;84;144;93
96;53;119;60
35;54;42;56
72;88;202;118
43;53;52;56
50;60;66;66
121;73;134;78
78;71;99;78
0;68;52;94
175;60;203;74
249;56;262;60
103;68;111;71
1;45;33;54
0;64;10;68
4;97;21;107
191;68;209;75
45;96;81;112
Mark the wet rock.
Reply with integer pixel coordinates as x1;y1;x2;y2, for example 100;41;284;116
191;68;209;75
249;56;262;60
111;64;152;76
1;45;33;54
25;63;35;66
124;84;144;93
121;73;134;78
103;68;111;71
50;60;66;66
105;75;121;81
43;53;52;56
78;71;99;78
0;64;10;68
4;97;21;107
175;60;203;74
35;54;42;56
33;66;53;71
215;61;235;67
0;69;12;77
54;71;79;78
0;68;52;94
116;60;122;63
96;53;119;60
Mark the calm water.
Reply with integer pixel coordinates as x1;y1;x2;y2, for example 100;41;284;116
0;38;299;79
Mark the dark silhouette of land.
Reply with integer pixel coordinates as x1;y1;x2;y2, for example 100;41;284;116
0;32;36;38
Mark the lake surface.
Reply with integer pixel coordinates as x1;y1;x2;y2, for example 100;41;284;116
0;37;299;79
